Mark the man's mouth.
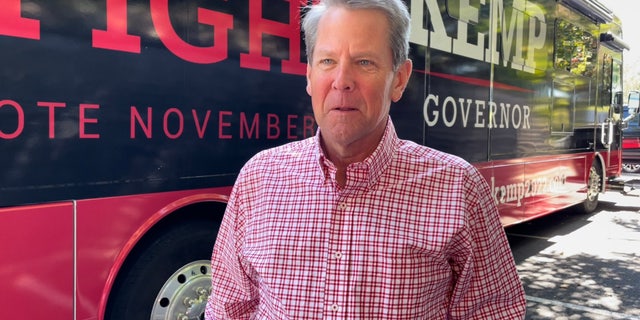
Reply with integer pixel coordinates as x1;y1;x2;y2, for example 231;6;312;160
332;106;357;111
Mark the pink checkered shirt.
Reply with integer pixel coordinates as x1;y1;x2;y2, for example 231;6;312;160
206;119;526;319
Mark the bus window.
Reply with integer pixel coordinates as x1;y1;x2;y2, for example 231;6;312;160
601;53;613;108
552;79;575;133
554;20;597;77
612;60;623;114
446;0;486;22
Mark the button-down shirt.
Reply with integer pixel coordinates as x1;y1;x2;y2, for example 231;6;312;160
205;119;526;319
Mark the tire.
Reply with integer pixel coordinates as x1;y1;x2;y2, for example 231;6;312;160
622;162;640;173
104;214;220;320
581;162;601;214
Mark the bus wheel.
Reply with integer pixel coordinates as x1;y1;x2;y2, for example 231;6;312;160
150;260;211;319
622;162;640;173
104;215;219;320
582;163;601;214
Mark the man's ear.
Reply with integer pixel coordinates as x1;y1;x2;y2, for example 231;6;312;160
306;64;312;96
391;59;412;102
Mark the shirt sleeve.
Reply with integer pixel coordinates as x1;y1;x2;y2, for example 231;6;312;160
205;175;258;320
447;166;527;319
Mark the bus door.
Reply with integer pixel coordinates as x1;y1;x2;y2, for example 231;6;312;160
598;50;624;177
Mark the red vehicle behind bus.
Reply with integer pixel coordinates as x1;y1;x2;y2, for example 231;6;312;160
622;95;640;173
0;0;628;319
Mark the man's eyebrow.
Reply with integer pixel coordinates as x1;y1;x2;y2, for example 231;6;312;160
314;47;380;57
313;47;334;55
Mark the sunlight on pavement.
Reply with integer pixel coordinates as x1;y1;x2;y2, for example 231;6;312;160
515;191;640;319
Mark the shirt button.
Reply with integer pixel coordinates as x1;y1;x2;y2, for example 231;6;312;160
330;304;340;311
338;202;347;210
333;251;343;259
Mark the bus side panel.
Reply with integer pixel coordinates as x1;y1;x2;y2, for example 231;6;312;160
0;202;74;318
424;51;491;164
522;154;588;220
479;154;588;225
477;161;524;226
0;0;312;208
74;187;229;320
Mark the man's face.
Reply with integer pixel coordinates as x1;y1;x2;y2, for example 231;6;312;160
306;7;411;154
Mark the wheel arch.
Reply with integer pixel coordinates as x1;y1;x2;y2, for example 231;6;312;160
98;194;228;319
591;152;606;192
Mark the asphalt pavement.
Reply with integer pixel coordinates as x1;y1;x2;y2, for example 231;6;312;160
507;173;640;320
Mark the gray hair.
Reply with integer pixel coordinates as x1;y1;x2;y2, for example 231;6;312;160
301;0;411;71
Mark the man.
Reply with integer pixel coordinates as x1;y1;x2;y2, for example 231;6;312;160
205;0;526;318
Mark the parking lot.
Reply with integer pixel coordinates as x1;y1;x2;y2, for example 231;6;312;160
507;173;640;319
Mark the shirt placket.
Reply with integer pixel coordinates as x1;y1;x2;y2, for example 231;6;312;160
324;194;354;319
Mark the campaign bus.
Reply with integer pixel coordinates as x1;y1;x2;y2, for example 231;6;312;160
0;0;628;318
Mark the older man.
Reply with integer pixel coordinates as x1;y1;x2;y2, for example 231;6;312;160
205;0;526;318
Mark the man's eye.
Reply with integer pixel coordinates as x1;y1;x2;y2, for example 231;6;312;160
319;59;333;65
359;60;372;66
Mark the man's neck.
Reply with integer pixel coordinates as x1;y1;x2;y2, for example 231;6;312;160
321;136;384;188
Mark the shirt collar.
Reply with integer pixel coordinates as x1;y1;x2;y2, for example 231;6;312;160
314;117;398;189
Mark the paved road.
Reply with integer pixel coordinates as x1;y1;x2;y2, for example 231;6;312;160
507;173;640;320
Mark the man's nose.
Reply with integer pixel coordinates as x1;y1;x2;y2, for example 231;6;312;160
332;62;355;91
